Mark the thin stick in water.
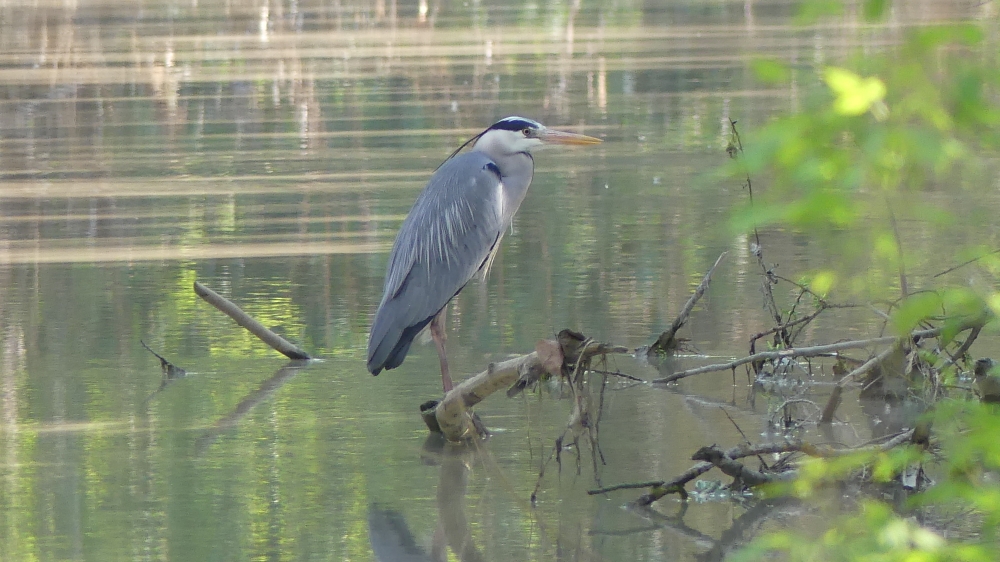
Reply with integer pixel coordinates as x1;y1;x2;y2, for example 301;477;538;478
193;281;311;360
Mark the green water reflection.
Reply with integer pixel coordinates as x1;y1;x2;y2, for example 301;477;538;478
0;0;993;560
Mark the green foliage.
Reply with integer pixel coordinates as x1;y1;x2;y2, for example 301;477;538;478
742;403;1000;561
733;501;963;562
737;23;994;259
733;1;1000;560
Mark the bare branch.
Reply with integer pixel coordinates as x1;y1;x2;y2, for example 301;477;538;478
193;281;311;360
618;429;916;506
652;321;983;384
648;252;727;356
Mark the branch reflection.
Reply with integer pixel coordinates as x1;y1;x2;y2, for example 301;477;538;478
194;360;310;455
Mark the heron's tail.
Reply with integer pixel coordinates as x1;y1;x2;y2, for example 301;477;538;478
367;311;433;375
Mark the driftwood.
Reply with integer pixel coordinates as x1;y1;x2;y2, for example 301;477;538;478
193;281;311;360
426;332;628;442
430;352;542;441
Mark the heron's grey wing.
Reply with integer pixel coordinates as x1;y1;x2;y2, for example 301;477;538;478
367;152;504;375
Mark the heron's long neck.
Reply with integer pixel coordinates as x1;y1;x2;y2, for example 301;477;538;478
492;151;535;227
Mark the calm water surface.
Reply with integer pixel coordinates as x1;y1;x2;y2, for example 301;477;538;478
0;1;994;560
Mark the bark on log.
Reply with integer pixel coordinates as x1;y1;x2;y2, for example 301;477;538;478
434;352;541;441
431;334;628;442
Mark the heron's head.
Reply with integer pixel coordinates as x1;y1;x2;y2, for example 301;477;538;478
472;116;601;155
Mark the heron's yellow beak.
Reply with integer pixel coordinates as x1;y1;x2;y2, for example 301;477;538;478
537;128;603;145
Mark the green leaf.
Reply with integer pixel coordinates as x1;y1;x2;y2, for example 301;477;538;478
809;270;836;296
824;67;887;116
891;292;943;336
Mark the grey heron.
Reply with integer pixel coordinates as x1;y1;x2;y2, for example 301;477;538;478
366;116;601;392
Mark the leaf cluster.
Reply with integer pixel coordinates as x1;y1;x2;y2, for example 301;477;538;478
732;2;1000;560
734;22;998;260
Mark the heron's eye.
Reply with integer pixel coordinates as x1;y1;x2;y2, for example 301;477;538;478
521;128;532;137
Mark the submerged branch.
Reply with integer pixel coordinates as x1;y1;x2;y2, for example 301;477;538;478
140;340;186;379
616;429;916;507
648;252;727;356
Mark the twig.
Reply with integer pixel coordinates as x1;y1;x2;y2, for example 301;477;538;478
648;252;727;356
933;247;1000;278
888;207;908;298
749;305;827;348
588;369;645;383
835;345;898;387
949;325;982;365
139;340;188;405
770;399;823;428
531;339;606;502
140;340;186;379
723;407;769;469
193;281;311;360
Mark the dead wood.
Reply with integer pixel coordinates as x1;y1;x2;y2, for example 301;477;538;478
140;340;186;380
590;429;916;507
652;320;984;384
433;352;541;441
193;281;311;360
648;252;726;357
819;385;843;424
430;333;629;442
531;337;610;503
692;445;797;486
139;340;188;404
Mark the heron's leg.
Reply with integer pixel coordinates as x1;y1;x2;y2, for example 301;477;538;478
430;308;453;392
